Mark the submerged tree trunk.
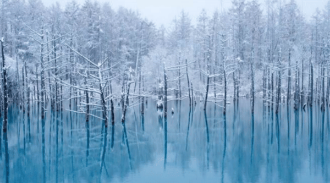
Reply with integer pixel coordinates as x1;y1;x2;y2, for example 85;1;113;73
251;59;255;114
100;84;108;128
110;96;115;149
40;26;46;183
26;64;30;142
163;66;168;168
164;66;168;119
40;26;46;120
2;38;10;183
120;81;132;168
84;75;90;165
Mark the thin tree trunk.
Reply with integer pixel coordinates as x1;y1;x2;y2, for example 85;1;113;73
301;57;305;107
287;50;291;105
178;59;181;99
251;60;255;114
185;59;191;106
326;67;330;104
223;69;227;115
110;97;115;149
40;26;46;183
310;62;314;106
276;56;281;114
271;71;274;111
322;63;325;111
163;66;168;169
1;38;10;183
204;75;210;111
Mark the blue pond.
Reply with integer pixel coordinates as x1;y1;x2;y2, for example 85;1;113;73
0;98;329;183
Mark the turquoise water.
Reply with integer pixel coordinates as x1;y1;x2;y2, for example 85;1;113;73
1;98;329;183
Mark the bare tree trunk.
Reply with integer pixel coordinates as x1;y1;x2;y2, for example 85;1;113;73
22;66;26;153
22;67;25;113
110;96;115;149
287;50;291;105
271;71;274;111
263;67;266;103
120;81;132;167
185;59;191;106
276;71;281;115
301;56;305;107
237;69;240;104
40;26;46;183
100;84;108;128
36;66;39;107
327;67;330;104
294;59;299;111
223;69;227;115
46;32;52;110
121;81;131;125
322;63;325;111
69;36;74;111
25;62;31;143
41;26;45;120
141;76;145;130
191;83;194;105
163;66;168;168
84;75;90;164
1;38;10;183
164;67;168;119
233;72;236;102
251;60;255;114
268;67;271;109
204;75;210;111
84;76;89;124
15;54;20;107
276;61;281;114
310;61;314;106
53;34;59;113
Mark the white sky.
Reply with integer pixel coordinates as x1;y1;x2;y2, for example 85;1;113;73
42;0;329;27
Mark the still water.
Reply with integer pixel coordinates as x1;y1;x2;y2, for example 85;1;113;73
0;98;329;183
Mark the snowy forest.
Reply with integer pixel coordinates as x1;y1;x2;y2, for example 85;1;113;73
1;0;330;182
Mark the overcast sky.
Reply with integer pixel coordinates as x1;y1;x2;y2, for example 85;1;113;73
42;0;328;27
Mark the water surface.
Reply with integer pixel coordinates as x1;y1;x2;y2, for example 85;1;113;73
1;98;329;183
